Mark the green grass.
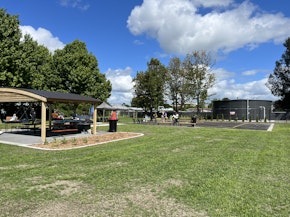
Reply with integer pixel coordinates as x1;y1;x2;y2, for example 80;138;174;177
0;123;290;216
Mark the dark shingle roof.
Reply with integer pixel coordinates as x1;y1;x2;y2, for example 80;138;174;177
20;88;101;103
0;87;101;104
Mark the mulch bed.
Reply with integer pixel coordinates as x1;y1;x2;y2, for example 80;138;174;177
31;132;143;150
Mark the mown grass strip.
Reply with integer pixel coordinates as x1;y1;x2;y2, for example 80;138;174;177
0;123;289;216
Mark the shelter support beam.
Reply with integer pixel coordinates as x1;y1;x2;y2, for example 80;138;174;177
92;103;97;134
41;102;47;143
48;104;52;130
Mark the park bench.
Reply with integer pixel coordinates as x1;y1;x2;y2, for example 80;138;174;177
51;119;91;134
51;128;78;133
21;120;41;132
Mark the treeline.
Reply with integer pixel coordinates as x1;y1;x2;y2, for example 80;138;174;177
132;51;216;114
0;9;111;102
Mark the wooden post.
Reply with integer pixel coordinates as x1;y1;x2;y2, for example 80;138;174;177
48;104;52;130
41;102;47;143
92;103;97;134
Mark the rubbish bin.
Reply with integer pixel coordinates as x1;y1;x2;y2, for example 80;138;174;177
191;116;197;127
108;119;118;132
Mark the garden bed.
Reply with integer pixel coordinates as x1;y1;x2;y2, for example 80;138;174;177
31;132;143;150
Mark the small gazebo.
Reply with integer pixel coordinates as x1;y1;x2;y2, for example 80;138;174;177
0;87;101;143
97;101;113;122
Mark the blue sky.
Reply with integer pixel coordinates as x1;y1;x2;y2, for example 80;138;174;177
1;0;290;106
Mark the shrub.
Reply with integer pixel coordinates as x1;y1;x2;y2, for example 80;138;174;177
61;137;67;144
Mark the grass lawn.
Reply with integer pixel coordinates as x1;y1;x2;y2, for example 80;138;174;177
0;123;289;216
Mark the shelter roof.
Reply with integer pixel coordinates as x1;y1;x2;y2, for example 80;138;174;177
0;87;101;104
97;101;112;109
112;104;129;110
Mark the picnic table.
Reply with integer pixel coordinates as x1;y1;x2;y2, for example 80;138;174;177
22;120;41;133
52;119;91;133
3;117;22;132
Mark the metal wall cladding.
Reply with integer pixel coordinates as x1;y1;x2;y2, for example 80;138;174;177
213;99;272;120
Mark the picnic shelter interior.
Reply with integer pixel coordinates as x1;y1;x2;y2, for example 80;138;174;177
0;87;101;143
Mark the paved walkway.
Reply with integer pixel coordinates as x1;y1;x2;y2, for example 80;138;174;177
141;120;274;131
0;129;111;148
195;121;274;131
0;122;112;148
0;130;43;147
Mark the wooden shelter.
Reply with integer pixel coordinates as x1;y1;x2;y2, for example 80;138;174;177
97;101;113;122
0;87;101;143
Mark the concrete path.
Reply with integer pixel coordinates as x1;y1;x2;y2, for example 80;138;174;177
0;130;43;147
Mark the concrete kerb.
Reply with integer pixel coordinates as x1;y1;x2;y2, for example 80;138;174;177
267;123;275;131
30;132;145;151
0;122;121;147
0;130;144;151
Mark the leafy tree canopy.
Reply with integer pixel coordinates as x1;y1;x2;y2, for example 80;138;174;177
165;51;215;112
0;9;111;104
50;40;111;101
132;58;167;114
0;8;22;87
266;37;290;110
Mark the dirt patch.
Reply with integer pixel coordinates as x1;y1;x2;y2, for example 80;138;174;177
28;180;84;196
31;132;143;150
22;184;208;217
93;185;208;217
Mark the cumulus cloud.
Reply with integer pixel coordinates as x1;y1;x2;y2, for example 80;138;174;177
105;67;135;105
20;26;65;52
242;69;269;76
127;0;290;55
19;25;134;105
208;71;279;101
242;69;259;76
133;39;144;45
212;67;236;80
208;67;278;101
191;0;233;7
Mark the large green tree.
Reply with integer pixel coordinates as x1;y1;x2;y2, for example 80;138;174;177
183;51;215;113
132;58;167;117
1;9;112;105
166;57;187;111
51;40;111;101
131;72;151;109
18;34;53;89
0;9;53;89
266;37;290;110
0;9;22;87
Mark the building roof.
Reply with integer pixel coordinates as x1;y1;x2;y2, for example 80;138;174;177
97;101;113;109
0;87;101;104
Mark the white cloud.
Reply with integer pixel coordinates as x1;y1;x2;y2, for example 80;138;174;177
20;26;65;52
19;25;134;105
242;69;270;76
133;39;144;45
191;0;233;8
127;0;290;55
242;69;259;76
208;74;279;101
105;67;135;105
213;67;236;80
59;0;90;11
